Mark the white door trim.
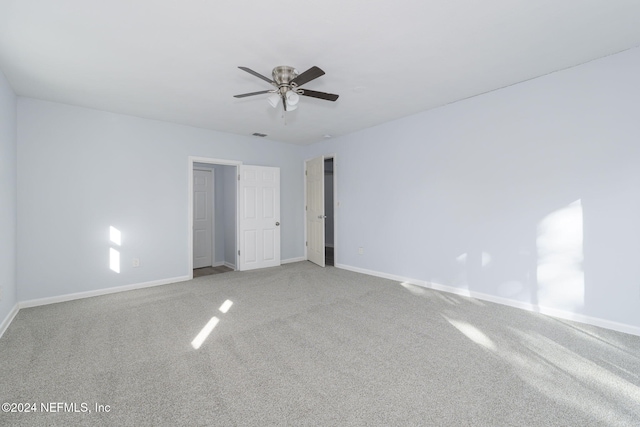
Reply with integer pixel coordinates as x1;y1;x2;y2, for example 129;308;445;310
304;154;337;266
327;155;337;264
188;156;242;279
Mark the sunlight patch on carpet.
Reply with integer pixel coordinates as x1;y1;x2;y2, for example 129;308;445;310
444;316;497;351
191;317;220;349
219;300;233;313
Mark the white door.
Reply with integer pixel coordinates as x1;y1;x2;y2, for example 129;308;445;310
238;165;280;271
306;156;325;267
193;169;214;269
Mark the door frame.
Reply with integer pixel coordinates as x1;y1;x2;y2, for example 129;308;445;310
193;167;215;268
304;154;338;266
188;156;242;279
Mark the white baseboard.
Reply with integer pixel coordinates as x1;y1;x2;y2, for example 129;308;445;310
19;275;191;309
211;262;225;267
282;256;306;265
223;262;236;270
336;263;640;337
0;303;19;339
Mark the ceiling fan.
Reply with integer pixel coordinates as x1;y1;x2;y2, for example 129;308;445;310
234;65;339;111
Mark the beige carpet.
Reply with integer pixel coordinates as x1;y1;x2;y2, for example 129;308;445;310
1;262;639;426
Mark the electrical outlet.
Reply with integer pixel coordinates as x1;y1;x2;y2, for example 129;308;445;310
358;247;364;255
132;258;140;268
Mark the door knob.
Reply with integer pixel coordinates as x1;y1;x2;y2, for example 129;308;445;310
318;215;326;219
275;222;280;226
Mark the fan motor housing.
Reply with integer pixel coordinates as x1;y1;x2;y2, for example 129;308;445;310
272;66;298;85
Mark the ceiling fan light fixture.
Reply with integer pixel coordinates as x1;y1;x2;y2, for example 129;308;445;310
285;90;299;106
234;65;338;113
267;93;281;108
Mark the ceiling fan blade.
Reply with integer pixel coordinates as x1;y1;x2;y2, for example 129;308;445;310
238;66;274;84
299;89;339;102
233;90;273;98
290;66;325;86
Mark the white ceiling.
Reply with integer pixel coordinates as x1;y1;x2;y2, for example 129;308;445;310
1;1;639;145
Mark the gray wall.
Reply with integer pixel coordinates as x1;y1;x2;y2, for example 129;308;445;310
0;70;17;326
304;47;640;330
17;99;304;301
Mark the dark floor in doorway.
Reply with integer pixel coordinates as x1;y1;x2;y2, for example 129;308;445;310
325;246;334;266
193;265;234;278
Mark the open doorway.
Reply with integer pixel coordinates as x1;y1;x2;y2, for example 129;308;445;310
305;155;336;268
189;157;240;279
324;158;334;266
189;157;282;277
192;163;237;278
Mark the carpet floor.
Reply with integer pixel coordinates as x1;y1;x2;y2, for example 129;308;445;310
1;262;639;426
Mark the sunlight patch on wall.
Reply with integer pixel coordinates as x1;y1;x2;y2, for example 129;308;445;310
109;226;122;273
456;250;491;273
453;253;469;288
497;280;525;298
110;226;121;246
109;248;120;273
536;200;584;311
482;252;492;267
191;317;220;349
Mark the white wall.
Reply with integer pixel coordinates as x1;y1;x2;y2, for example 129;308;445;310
17;99;304;301
0;69;18;326
210;164;236;266
10;47;640;334
305;47;640;331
